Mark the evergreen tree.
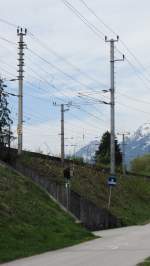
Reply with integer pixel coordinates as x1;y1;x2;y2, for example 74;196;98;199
95;131;122;166
0;79;13;149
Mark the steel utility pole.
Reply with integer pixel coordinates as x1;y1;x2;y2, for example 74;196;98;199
17;27;27;155
117;132;130;175
105;36;124;176
53;102;70;166
61;104;65;166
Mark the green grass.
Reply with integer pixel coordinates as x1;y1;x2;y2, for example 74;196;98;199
138;257;150;265
0;163;94;263
17;153;150;226
131;154;150;176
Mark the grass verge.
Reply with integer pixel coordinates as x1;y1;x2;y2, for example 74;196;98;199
0;164;94;263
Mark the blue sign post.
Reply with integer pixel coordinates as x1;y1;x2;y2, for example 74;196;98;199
107;176;117;187
107;176;117;209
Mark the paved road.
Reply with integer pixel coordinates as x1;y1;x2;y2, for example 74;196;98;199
2;224;150;266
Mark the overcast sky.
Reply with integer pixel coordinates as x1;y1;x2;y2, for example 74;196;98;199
0;0;150;155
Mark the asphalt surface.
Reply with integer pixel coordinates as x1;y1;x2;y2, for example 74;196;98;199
2;224;150;266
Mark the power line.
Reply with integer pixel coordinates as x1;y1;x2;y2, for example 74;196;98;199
0;13;150;94
63;0;150;96
81;85;150;112
82;89;150;116
23;109;102;138
28;34;106;88
78;0;117;36
0;59;106;142
117;100;150;116
66;111;106;132
25;55;108;115
78;0;150;83
125;57;150;91
23;59;109;126
0;36;16;45
118;91;150;105
25;79;108;131
0;17;115;139
0;14;149;107
0;18;18;28
28;48;105;92
26;49;110;123
25;62;110;121
0;51;73;105
0;65;16;79
26;50;111;122
62;0;105;40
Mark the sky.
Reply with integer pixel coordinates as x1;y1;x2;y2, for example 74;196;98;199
0;0;150;156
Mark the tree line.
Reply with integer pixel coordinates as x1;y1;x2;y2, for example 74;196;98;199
0;79;13;150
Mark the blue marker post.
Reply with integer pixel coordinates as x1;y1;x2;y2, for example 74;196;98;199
107;176;117;209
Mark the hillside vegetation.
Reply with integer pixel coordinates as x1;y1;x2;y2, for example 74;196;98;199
0;163;94;263
16;153;150;226
138;257;150;266
131;154;150;175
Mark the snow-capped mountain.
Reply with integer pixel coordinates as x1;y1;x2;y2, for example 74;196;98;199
125;123;150;167
75;123;150;166
75;140;99;163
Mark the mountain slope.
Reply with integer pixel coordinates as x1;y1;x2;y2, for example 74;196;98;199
0;163;93;263
75;140;99;162
75;123;150;166
125;123;150;167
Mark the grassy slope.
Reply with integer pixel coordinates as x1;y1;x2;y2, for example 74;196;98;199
17;153;150;226
0;163;94;263
131;154;150;176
